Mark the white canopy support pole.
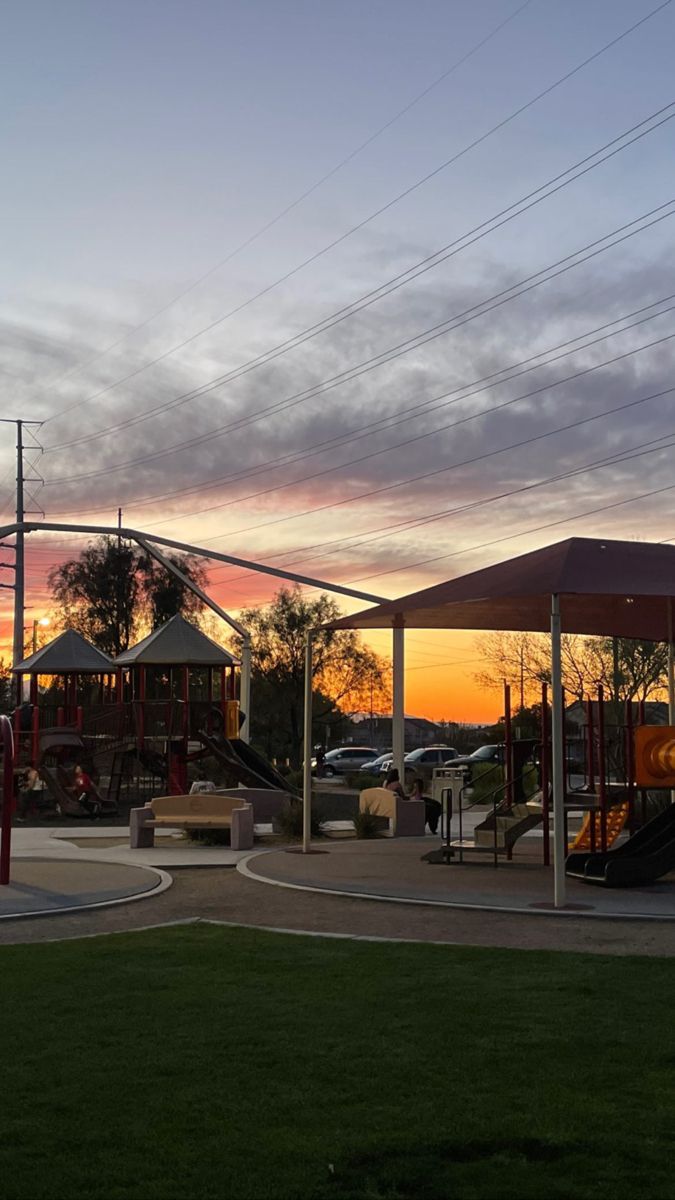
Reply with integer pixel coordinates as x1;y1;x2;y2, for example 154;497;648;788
392;619;405;783
302;631;314;854
551;593;566;909
240;635;252;743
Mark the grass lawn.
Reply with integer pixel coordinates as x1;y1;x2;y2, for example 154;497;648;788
2;925;675;1200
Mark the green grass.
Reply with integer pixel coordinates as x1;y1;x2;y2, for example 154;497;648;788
2;925;675;1200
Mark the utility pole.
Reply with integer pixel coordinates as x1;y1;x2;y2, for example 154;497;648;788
0;418;44;685
12;420;24;675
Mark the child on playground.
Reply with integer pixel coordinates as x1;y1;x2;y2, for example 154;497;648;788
73;764;101;817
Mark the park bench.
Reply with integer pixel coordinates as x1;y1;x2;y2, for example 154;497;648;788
359;787;425;837
130;793;254;850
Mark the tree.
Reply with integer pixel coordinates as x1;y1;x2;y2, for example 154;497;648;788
49;537;209;656
0;658;13;715
139;552;209;628
237;586;390;767
474;630;668;708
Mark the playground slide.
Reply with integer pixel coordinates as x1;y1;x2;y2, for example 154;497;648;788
569;802;629;853
37;764;75;812
566;803;675;887
197;729;297;794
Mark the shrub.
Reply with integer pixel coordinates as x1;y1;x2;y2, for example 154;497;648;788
469;762;505;804
346;771;381;790
183;829;231;846
352;803;385;839
275;798;325;840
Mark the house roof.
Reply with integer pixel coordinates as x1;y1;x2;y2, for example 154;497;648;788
113;614;239;667
330;538;675;639
12;629;113;675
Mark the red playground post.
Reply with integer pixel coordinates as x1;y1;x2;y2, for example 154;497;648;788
0;714;15;886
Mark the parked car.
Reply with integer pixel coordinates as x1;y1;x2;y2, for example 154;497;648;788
449;744;503;772
357;752;393;776
377;745;459;783
312;746;380;777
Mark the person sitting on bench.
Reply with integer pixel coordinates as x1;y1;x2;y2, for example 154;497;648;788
410;776;442;835
384;768;405;798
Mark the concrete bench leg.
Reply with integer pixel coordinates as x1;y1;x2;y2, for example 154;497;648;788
130;806;155;849
231;804;254;851
393;798;426;837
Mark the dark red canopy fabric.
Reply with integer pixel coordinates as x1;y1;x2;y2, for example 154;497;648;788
330;538;675;639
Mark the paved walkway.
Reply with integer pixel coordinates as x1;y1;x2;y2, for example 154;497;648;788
3;826;675;956
244;838;675;919
0;857;168;918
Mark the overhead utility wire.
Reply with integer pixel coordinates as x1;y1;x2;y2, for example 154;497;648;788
348;479;675;585
42;0;670;431
44;201;675;486
141;327;675;533
30;0;534;408
292;428;675;569
141;329;675;541
207;390;675;581
45;100;675;453
49;292;675;518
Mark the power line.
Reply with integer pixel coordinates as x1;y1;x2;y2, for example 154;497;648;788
347;477;675;586
43;201;675;487
28;0;534;409
163;331;675;545
41;0;671;432
44;102;675;454
45;292;675;520
199;399;675;591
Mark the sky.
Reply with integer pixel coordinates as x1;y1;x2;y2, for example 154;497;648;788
1;0;674;722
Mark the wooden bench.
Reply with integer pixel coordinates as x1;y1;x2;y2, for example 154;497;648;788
359;787;426;837
130;794;254;850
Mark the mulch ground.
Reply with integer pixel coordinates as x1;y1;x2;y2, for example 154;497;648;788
2;865;675;956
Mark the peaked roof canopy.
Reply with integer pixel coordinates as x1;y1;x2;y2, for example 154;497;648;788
13;629;113;675
330;538;675;640
113;614;239;667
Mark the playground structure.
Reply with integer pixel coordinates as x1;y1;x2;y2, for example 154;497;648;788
327;536;675;906
427;678;669;879
10;615;294;818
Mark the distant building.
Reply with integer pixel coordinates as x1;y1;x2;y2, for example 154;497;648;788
566;699;668;730
350;712;445;750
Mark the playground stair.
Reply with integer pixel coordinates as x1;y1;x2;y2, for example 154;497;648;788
443;798;544;857
473;800;544;850
569;801;629;853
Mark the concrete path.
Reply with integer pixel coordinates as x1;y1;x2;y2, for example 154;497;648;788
243;838;675;920
0;857;168;918
2;866;675;956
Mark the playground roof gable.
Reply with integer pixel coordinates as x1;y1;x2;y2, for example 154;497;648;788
113;614;239;667
330;537;675;639
12;629;113;675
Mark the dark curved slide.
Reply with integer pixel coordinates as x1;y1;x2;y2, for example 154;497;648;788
566;803;675;887
197;729;297;794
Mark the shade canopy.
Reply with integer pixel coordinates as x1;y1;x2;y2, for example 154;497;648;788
330;538;675;639
113;614;239;667
12;629;113;675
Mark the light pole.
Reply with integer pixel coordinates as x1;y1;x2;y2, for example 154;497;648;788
32;616;49;654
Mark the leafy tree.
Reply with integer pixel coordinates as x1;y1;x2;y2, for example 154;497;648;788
237;586;390;766
475;630;668;708
139;552;209;628
0;657;13;715
49;537;208;656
